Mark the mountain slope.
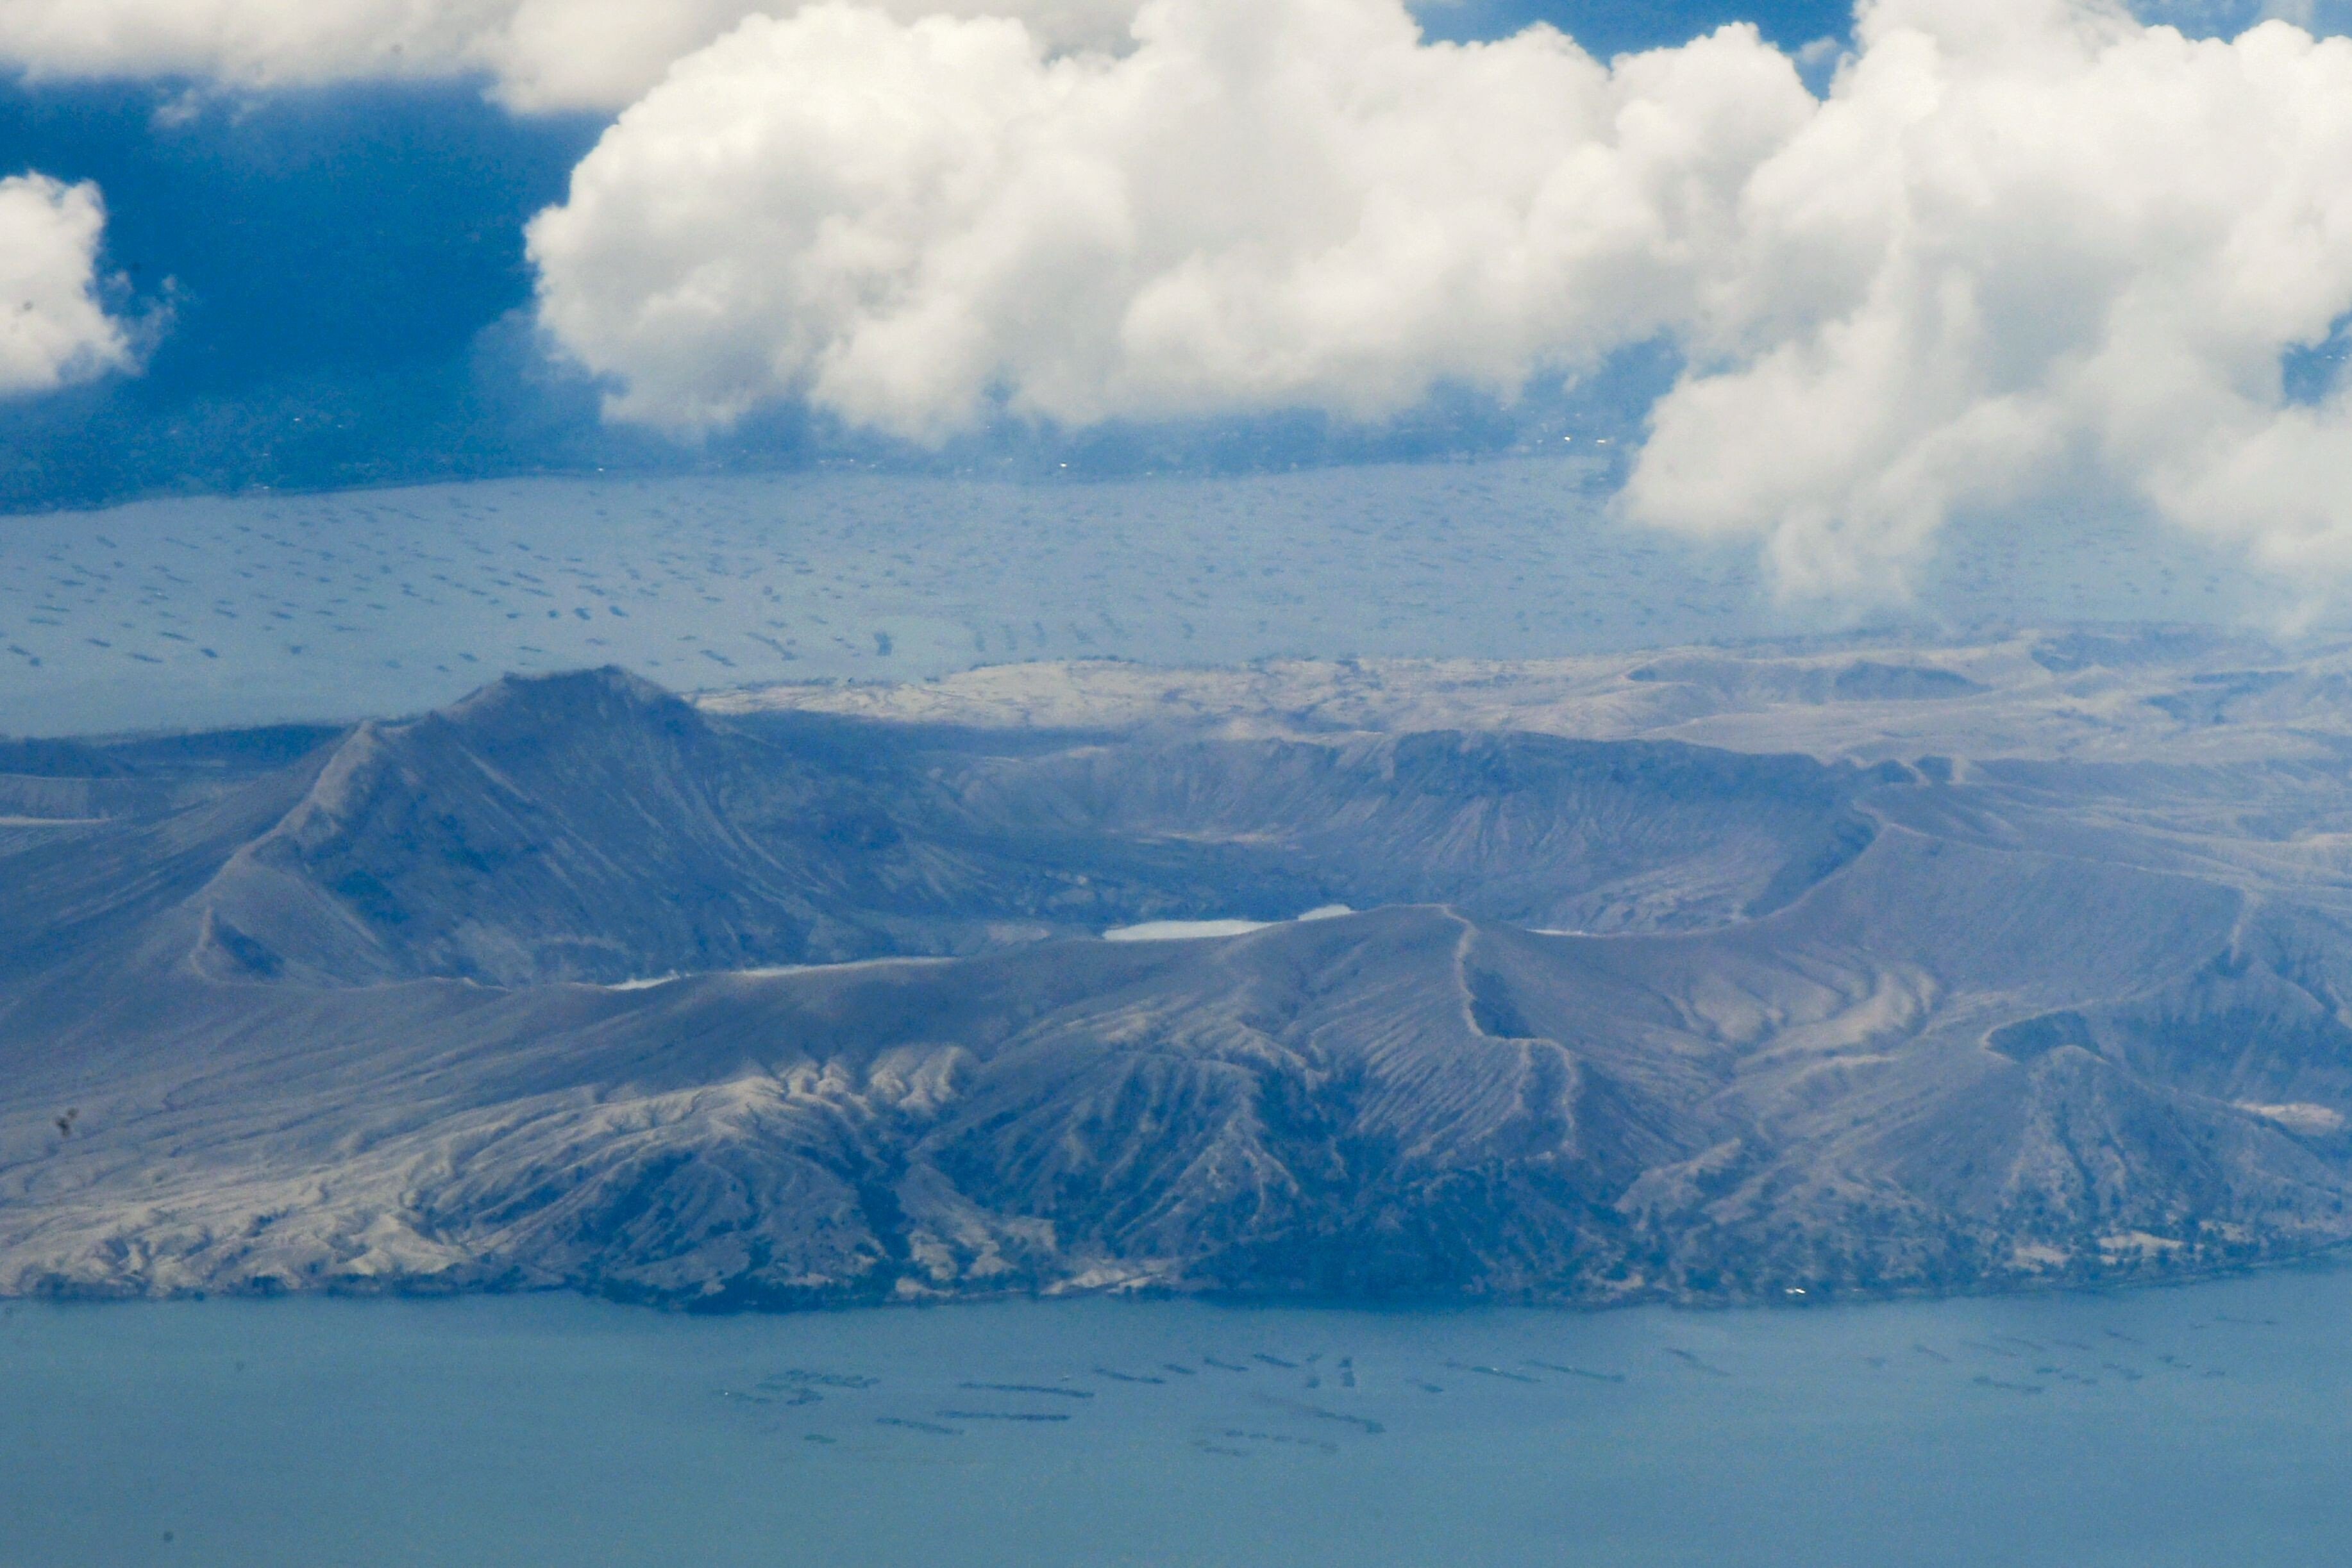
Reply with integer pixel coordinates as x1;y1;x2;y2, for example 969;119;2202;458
5;655;2352;1307
3;836;2342;1305
87;668;1886;985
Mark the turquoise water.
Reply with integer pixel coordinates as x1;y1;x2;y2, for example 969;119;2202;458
4;1269;2349;1567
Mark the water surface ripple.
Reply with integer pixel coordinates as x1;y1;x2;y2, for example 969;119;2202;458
4;1268;2346;1565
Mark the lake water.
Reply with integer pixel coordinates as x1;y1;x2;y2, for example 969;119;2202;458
0;457;2301;738
4;1267;2351;1566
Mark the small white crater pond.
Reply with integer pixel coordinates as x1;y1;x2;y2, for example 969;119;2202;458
1102;905;1356;942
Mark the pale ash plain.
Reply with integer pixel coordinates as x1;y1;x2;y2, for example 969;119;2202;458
8;631;2352;1307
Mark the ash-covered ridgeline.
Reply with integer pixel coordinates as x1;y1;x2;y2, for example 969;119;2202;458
6;629;2352;1308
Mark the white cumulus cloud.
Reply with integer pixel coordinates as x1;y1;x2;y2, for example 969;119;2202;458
0;0;1143;112
525;0;2352;595
526;0;1813;433
0;172;134;398
1627;0;2352;593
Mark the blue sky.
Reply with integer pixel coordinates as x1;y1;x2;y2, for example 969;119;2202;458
0;1;1852;510
4;0;2352;606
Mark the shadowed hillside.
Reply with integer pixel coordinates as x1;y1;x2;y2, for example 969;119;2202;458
94;667;1886;986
